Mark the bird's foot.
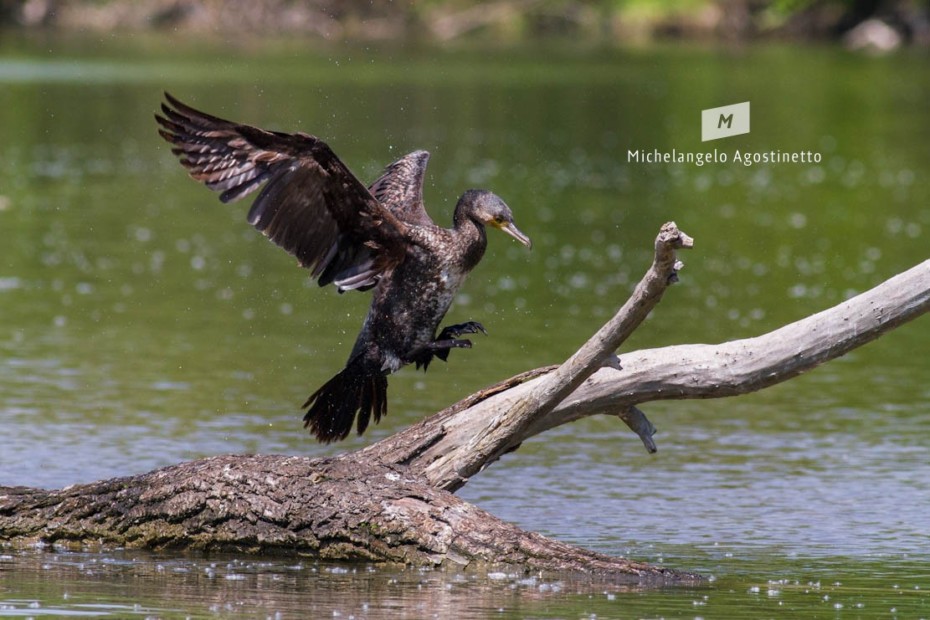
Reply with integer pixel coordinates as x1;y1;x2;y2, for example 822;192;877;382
414;325;486;371
437;321;487;340
414;337;476;371
430;338;473;351
429;337;473;364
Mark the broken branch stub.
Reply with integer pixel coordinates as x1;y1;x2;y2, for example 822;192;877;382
423;222;693;491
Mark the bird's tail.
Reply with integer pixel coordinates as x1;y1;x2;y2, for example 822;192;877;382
302;357;388;443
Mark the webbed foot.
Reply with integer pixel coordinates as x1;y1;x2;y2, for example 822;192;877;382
437;321;487;340
414;322;487;371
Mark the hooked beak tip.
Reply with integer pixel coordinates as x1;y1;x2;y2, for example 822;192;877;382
502;222;532;249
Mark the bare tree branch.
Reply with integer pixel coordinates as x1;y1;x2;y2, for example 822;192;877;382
2;224;927;577
369;259;929;490
534;257;930;431
419;222;692;491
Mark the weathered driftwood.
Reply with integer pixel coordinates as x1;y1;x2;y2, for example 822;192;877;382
378;253;930;491
364;221;693;492
0;454;679;580
2;222;928;581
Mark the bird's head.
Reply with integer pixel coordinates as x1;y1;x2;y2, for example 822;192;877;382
457;189;532;249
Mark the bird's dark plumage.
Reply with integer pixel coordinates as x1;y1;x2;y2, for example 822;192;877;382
155;93;531;443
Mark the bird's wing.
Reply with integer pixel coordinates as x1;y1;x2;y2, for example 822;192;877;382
155;92;406;291
367;150;434;226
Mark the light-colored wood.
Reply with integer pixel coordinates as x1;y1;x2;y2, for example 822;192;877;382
3;223;927;577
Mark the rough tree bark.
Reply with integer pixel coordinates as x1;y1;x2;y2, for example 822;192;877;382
2;222;928;582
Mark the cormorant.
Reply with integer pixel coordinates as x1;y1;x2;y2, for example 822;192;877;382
155;93;531;443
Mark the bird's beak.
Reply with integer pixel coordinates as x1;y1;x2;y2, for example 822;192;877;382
500;221;532;249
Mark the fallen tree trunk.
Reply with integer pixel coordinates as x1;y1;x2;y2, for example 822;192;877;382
0;454;676;579
2;222;928;581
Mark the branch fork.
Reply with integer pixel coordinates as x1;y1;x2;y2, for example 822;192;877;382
428;221;692;489
3;222;928;580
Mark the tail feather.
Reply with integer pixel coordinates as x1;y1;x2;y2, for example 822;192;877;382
302;361;388;443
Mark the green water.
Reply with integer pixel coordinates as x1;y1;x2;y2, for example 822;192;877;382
1;33;929;618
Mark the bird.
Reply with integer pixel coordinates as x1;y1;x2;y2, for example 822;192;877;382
155;93;531;443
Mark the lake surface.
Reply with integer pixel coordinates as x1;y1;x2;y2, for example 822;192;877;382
1;33;929;618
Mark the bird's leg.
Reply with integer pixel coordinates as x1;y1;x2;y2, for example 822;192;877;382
415;321;488;370
422;338;472;366
414;339;470;371
429;338;474;352
437;321;487;340
414;323;486;371
428;322;486;364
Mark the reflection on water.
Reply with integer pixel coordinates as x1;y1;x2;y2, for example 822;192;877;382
0;550;675;619
1;549;928;619
1;34;930;618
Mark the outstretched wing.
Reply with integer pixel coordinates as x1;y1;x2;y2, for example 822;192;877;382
367;150;434;227
155;92;406;291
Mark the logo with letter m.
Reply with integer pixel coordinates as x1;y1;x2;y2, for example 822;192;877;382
702;102;750;142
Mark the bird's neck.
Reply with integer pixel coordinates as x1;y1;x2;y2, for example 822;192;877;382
452;211;488;272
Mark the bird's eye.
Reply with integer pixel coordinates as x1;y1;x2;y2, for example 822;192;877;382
494;215;506;224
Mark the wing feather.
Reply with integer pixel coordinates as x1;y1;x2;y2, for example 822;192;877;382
367;150;433;226
155;92;406;290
